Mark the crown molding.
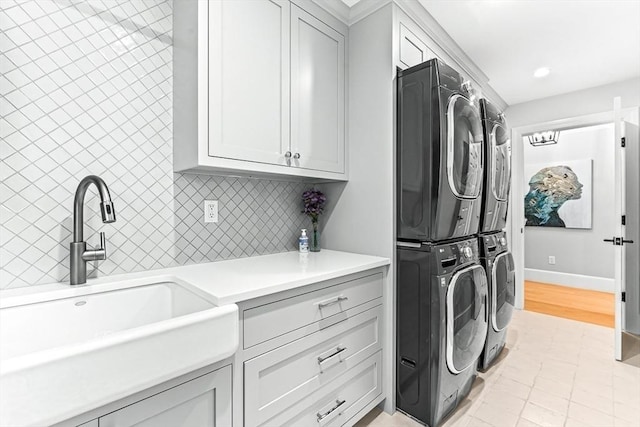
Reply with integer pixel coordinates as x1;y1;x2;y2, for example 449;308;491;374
312;0;391;25
349;0;391;25
394;0;507;110
311;0;351;24
311;0;508;110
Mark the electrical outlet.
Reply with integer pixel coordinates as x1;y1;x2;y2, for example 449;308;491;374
204;200;218;223
548;256;556;265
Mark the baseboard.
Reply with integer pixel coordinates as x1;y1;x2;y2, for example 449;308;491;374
524;268;614;293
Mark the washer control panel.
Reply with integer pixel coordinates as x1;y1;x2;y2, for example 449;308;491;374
435;238;479;274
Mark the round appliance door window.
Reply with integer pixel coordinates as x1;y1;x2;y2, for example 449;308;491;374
446;264;488;374
492;252;515;331
446;95;484;199
491;124;511;201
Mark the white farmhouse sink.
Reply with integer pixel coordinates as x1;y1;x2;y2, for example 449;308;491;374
0;276;239;427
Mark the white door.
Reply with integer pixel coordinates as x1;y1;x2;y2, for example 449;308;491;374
99;365;232;427
290;5;345;174
208;0;290;166
624;119;640;336
612;99;639;360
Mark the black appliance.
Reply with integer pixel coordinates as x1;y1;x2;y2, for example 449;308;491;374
479;99;511;233
397;59;484;242
396;237;488;427
478;231;515;371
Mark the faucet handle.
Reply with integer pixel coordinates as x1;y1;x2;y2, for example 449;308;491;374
82;232;107;261
99;232;106;256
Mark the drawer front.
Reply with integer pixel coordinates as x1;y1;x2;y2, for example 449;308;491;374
266;351;382;427
243;272;383;349
244;305;382;426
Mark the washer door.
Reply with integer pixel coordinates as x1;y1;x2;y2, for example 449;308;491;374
446;94;484;199
491;124;511;202
492;252;515;332
446;264;488;374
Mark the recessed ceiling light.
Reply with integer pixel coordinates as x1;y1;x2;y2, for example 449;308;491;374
534;67;550;78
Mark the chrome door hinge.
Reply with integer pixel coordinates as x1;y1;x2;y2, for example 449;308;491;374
622;291;626;302
621;137;626;147
622;215;626;225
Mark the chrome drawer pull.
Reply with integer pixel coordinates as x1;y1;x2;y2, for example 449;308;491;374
317;296;348;309
316;399;346;422
317;346;347;365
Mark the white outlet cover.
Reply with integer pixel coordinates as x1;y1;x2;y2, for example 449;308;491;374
204;200;218;223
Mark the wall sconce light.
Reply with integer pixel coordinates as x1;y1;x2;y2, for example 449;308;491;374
528;130;560;146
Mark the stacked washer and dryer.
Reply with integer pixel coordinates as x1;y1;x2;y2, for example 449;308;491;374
395;59;515;427
477;99;516;372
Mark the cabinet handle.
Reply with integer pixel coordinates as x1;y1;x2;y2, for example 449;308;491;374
316;399;346;422
317;346;347;365
293;152;300;159
285;151;292;158
317;296;348;309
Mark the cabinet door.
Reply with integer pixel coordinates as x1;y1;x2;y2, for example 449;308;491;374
398;23;432;69
291;5;345;174
99;365;232;427
208;0;290;166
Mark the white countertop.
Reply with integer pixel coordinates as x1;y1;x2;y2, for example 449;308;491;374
1;250;390;306
0;250;389;426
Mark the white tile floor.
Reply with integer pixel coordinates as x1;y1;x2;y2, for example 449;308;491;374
357;310;640;427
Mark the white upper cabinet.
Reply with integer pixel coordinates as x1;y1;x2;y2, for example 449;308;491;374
291;5;345;174
398;22;434;69
208;0;290;166
174;0;348;181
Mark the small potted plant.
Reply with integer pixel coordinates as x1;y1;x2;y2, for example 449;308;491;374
302;188;326;252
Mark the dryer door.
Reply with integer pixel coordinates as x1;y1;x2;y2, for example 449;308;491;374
446;264;488;374
491;252;515;332
491;124;511;202
446;95;484;199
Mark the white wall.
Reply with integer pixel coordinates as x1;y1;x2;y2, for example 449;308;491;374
322;7;394;258
320;4;396;413
523;123;615;288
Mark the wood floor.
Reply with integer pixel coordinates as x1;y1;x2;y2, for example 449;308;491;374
524;280;615;327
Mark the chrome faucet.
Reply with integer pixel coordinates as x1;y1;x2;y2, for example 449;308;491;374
70;175;116;285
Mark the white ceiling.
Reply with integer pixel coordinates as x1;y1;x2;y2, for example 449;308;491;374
343;0;640;106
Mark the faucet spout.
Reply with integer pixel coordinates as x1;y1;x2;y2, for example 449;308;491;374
70;175;116;285
73;175;116;243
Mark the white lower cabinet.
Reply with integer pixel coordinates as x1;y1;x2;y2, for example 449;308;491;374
74;365;232;427
245;306;382;426
240;269;385;427
69;270;386;427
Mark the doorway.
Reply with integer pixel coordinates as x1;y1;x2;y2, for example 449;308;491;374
510;107;640;362
521;123;615;327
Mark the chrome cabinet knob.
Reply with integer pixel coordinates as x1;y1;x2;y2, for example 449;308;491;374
293;153;300;159
285;151;292;158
